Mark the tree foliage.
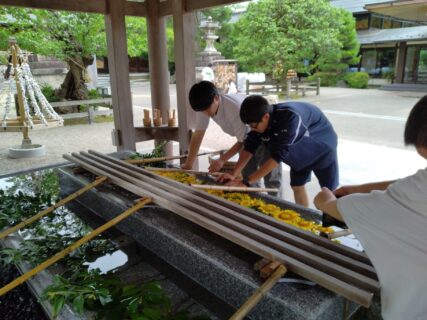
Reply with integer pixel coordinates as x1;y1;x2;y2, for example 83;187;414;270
0;7;151;100
228;0;360;81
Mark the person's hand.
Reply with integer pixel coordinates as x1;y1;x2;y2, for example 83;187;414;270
314;187;336;211
333;185;361;197
181;162;192;170
208;159;224;173
215;173;236;184
225;179;246;187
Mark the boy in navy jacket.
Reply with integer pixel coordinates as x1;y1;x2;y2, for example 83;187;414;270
218;95;339;207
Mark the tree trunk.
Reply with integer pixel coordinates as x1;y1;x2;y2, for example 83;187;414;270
55;55;94;104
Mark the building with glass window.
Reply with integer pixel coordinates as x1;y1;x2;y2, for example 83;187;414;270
331;0;427;87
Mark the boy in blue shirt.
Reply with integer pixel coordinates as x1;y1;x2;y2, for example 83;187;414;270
218;95;338;207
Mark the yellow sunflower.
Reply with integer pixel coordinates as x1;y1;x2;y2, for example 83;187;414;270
295;219;317;231
258;203;281;215
273;210;299;222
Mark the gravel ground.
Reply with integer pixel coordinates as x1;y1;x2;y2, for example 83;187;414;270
0;263;48;320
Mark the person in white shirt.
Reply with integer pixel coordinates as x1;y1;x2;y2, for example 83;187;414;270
182;81;282;196
314;94;427;320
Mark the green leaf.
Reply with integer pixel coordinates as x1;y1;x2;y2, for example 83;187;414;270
51;295;66;316
142;307;163;320
73;295;85;314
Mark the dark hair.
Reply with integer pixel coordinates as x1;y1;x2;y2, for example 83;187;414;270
188;81;218;111
404;94;427;148
240;95;271;124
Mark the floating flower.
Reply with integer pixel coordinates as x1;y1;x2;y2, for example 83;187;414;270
257;203;280;215
273;210;299;222
152;172;330;238
315;226;334;234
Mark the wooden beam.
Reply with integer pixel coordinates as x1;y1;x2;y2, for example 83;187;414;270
186;0;247;11
159;0;173;16
156;0;248;17
134;126;179;142
0;0;146;16
0;0;107;14
105;0;136;151
124;1;146;17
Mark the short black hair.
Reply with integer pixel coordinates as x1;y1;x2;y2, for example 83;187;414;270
188;81;218;111
404;94;427;148
240;95;271;124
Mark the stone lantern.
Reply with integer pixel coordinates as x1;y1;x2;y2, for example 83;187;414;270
197;16;224;66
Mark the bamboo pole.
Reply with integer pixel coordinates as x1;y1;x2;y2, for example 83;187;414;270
328;229;353;240
0;176;108;240
144;167;221;177
190;184;279;193
126;149;225;164
0;197;151;297
64;151;377;307
230;264;287;320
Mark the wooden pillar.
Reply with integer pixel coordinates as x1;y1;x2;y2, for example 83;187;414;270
146;0;170;121
395;41;407;84
171;0;196;157
146;0;173;156
105;0;136;151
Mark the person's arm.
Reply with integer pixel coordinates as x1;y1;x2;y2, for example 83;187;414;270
208;141;243;173
314;187;344;221
244;157;279;186
181;130;206;170
216;149;253;183
334;180;396;197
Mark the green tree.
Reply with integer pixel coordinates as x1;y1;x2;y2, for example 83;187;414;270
0;7;150;100
318;8;360;73
228;0;359;81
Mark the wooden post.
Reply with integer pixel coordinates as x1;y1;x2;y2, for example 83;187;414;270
172;0;196;159
88;106;95;124
395;42;407;84
316;77;321;95
105;0;135;151
146;0;173;156
0;197;152;297
246;79;250;95
10;43;29;142
286;79;291;98
230;264;287;320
